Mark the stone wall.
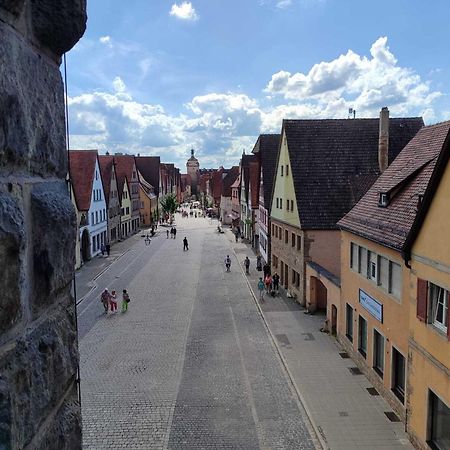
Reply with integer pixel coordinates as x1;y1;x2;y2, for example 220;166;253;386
0;1;86;449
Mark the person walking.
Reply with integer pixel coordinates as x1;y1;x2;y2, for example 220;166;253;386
243;256;250;274
264;274;273;293
256;255;262;272
105;243;111;257
110;290;118;313
257;278;265;301
235;231;239;243
122;289;130;312
173;227;177;239
272;273;280;293
166;229;169;239
183;237;189;251
100;288;110;313
225;255;231;272
263;263;271;278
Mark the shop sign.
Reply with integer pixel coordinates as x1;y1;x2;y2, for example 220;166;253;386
359;289;383;322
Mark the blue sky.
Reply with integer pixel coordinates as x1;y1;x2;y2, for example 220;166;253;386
67;0;450;168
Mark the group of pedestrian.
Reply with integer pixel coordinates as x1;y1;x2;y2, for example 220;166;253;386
257;267;280;301
167;227;177;238
100;288;130;313
100;243;111;257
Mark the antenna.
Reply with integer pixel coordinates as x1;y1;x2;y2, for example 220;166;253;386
348;107;356;119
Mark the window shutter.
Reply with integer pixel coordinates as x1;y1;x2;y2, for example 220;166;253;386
416;278;428;322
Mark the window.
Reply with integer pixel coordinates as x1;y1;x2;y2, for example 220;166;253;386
291;233;295;247
92;236;96;252
276;198;279;208
95;211;98;223
350;243;358;270
429;283;449;333
346;304;353;342
272;224;275;236
91;212;94;225
285;230;288;244
272;254;278;269
358;315;367;358
389;262;401;298
281;166;284;176
292;270;300;288
428;391;450;450
359;247;368;276
286;200;289;211
279;226;282;240
280;198;283;209
286;165;289;176
291;200;294;212
297;235;301;251
392;347;405;403
378;256;389;289
368;251;377;281
373;330;384;377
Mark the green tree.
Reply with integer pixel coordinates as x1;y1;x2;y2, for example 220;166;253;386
160;193;179;217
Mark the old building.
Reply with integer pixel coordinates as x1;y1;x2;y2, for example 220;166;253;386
180;174;192;202
252;134;280;264
186;149;200;196
219;166;239;225
338;121;450;445
135;156;161;224
70;150;108;262
115;155;140;236
230;174;241;231
99;154;121;244
270;112;423;305
239;154;258;242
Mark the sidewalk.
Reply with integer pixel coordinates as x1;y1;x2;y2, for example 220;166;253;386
228;230;413;450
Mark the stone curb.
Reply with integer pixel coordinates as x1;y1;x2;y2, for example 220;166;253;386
229;236;327;450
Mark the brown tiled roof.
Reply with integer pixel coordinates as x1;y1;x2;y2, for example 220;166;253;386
69;150;98;211
98;155;114;207
249;160;260;208
241;155;257;202
252;134;280;209
338;121;450;250
135;156;160;196
283;117;423;229
114;155;136;199
221;166;239;197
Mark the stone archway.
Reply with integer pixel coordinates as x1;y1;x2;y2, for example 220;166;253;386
81;228;91;262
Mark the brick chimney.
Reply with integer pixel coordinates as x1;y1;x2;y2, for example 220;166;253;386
378;107;389;173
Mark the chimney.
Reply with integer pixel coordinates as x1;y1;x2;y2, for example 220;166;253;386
378;107;389;173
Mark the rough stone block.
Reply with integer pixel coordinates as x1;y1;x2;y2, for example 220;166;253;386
31;0;87;56
0;0;24;16
31;182;76;313
0;192;24;335
0;302;79;449
0;24;67;177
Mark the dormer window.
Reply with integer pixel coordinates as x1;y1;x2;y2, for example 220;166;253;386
378;192;390;207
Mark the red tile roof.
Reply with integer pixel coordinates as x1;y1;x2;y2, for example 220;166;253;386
98;155;114;207
69;150;98;211
338;121;450;250
135;156;160;196
114;155;136;199
221;166;239;197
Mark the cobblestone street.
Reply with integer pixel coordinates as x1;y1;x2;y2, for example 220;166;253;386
78;215;317;449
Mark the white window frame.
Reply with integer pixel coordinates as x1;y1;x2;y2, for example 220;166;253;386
429;283;449;333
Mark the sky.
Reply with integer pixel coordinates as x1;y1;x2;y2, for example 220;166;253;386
66;0;450;169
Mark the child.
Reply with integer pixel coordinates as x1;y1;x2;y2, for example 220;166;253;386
122;289;130;312
110;290;118;312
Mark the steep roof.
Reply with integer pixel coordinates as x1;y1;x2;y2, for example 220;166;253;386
283;117;423;229
252;134;280;209
221;166;239;197
114;155;136;198
135;156;160;196
241;154;258;202
249;160;260;208
98;155;114;207
338;121;450;251
69;150;98;211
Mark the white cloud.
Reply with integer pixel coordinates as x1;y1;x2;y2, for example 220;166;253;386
169;2;198;21
112;76;127;94
99;36;113;48
265;37;441;118
276;0;292;8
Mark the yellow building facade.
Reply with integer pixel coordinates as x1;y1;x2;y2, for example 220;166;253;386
405;156;450;450
120;180;132;238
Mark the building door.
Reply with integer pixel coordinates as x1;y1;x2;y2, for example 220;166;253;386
81;229;91;262
331;305;337;336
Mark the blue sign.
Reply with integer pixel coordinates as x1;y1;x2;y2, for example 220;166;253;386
359;289;383;322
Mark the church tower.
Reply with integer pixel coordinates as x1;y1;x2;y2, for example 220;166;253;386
186;149;199;196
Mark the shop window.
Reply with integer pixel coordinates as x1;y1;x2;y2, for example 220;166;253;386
358;315;367;358
392;347;405;403
428;391;450;450
373;330;384;377
429;283;449;334
346;304;353;342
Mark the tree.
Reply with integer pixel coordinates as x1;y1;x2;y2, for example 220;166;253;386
160;193;179;222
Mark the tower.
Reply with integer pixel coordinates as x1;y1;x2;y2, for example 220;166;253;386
186;149;199;197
